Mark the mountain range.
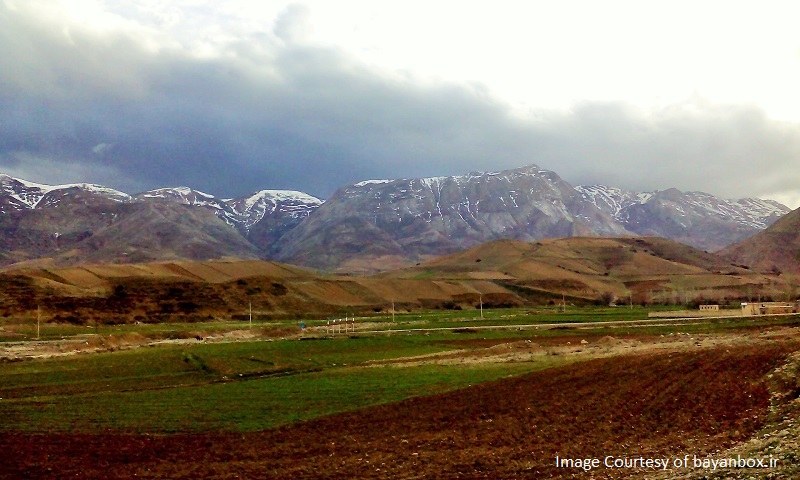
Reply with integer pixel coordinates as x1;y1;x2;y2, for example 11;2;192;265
273;165;788;270
0;174;319;266
0;165;791;271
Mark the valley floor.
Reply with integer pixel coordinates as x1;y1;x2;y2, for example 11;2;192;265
1;312;799;479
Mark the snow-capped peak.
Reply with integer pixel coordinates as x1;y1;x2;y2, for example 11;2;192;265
240;190;323;211
350;164;550;191
0;173;132;210
50;183;131;200
678;191;791;229
221;190;323;230
0;174;53;209
137;187;217;205
142;186;214;197
0;174;55;193
354;179;393;187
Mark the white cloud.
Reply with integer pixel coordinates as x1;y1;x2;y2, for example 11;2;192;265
768;191;800;210
272;4;311;43
12;1;800;120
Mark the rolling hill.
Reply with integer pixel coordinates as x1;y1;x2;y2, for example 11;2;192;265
384;237;779;304
719;207;800;274
1;236;784;325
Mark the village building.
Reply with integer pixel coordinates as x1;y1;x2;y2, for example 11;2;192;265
740;302;799;316
699;304;720;311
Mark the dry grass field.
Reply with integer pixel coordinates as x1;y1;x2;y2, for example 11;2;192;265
386;237;785;303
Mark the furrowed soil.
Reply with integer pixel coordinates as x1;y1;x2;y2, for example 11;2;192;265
2;340;798;479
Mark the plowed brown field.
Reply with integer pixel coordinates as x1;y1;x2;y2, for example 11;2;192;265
1;343;796;479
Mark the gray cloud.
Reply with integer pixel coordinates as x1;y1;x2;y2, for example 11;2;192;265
532;102;800;201
1;4;799;205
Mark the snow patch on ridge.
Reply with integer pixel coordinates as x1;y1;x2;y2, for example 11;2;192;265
0;174;323;234
241;190;322;211
577;184;790;230
354;179;393;187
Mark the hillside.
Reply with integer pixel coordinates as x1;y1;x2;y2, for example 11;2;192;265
719;207;800;274
0;258;517;324
276;166;789;272
0;236;781;325
385;237;778;304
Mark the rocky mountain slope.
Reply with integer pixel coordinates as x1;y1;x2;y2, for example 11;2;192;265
0;175;322;266
222;190;323;255
0;179;312;266
274;165;629;270
576;185;789;251
135;187;322;244
0;198;260;266
275;165;787;270
0;174;131;213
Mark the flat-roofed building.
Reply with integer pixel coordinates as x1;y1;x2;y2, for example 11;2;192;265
741;302;798;316
699;304;720;311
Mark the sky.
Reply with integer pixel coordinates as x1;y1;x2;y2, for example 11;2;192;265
2;0;800;206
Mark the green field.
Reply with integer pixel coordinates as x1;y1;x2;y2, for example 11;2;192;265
2;307;799;434
1;333;564;432
0;305;677;342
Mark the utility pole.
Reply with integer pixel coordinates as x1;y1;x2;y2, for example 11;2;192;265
249;301;252;329
480;294;484;319
562;293;566;313
37;305;41;340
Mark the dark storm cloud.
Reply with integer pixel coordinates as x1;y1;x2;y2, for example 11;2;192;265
2;4;799;203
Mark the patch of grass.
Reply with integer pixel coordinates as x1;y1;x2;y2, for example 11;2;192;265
0;335;459;399
2;308;798;435
1;359;558;433
0;318;301;343
0;306;681;342
356;305;680;331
